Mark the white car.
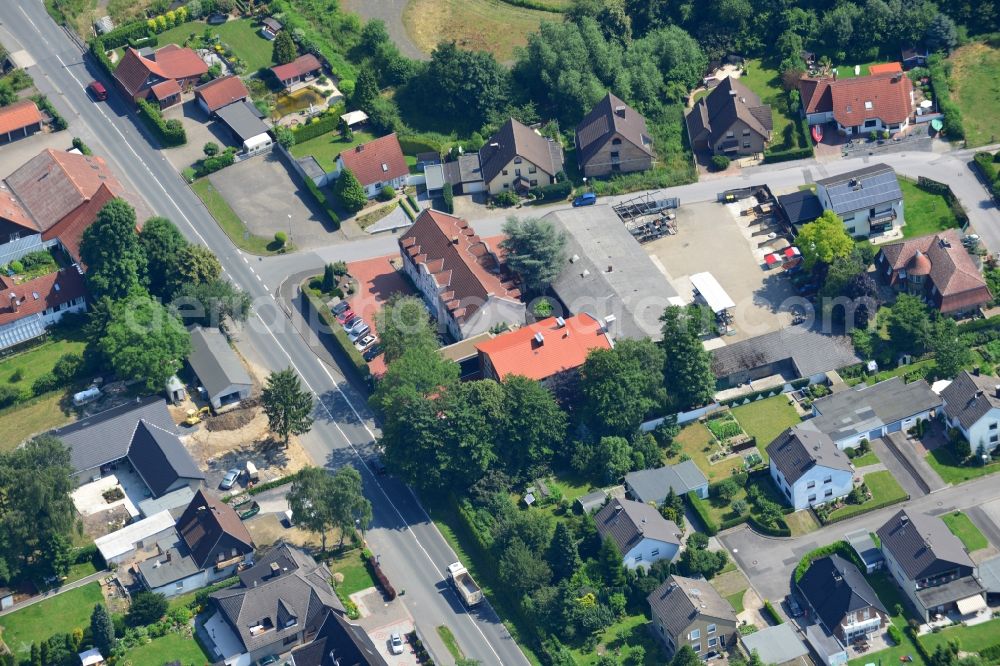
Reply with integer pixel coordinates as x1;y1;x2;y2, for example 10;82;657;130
389;632;405;655
354;334;377;351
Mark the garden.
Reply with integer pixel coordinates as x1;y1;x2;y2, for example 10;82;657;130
154;17;276;73
948;42;1000;147
897;177;964;238
738;59;812;160
816;470;908;524
290;128;377;172
925;426;1000;484
666;421;746;480
730;393;803;463
0;582;102;658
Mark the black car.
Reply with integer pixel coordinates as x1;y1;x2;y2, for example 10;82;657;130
363;345;384;361
786;594;803;617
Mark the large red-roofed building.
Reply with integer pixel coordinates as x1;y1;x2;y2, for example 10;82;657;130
800;71;914;136
194;75;250;115
114;45;208;108
336;133;408;198
0;267;87;349
399;209;525;340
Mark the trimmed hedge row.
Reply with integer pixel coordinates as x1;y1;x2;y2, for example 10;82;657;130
33;95;67;131
292;113;340;143
979;643;1000;661
530;180;573;202
927;57;965;139
817;492;909;525
99;20;151;50
748;515;791;537
137;99;186;146
222;475;295;503
762;600;784;625
794;540;864;582
90;39;115;77
303;179;341;228
763;146;814;164
685;491;719;536
194;148;236;178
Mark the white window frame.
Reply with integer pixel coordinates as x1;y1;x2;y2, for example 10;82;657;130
689;629;700;640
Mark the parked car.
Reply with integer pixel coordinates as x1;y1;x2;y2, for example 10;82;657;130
363;345;384;362
220;468;241;490
349;324;371;341
354;334;377;351
344;317;366;333
389;633;405;655
371;455;387;475
573;192;597;207
87;81;107;101
336;309;355;324
331;300;351;315
786;594;803;617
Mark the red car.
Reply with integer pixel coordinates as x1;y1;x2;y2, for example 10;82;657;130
87;81;107;101
336;309;355;324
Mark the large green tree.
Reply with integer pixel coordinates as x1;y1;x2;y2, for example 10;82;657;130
498;375;567;478
261;368;315;447
126;591;168;626
333;168;368;213
546;521;581;582
795;210;853;269
498;538;552;597
579;338;666;437
500;216;568;297
411;41;510;133
171;279;252;327
80;199;148;300
886;293;932;357
166;244;221;296
351;69;380;112
90;604;114;656
660;305;715;409
101;291;191;391
329;467;372;546
140;217;188;299
376;294;439;363
272;29;297;64
931;318;972;378
287;467;337;551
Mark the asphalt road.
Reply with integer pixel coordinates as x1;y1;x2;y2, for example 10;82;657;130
0;4;526;664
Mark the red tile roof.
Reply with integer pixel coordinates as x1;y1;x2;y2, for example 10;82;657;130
0;267;86;327
878;228;992;313
0;182;36;233
114;46;206;98
0;100;42;136
476;314;612;381
399;209;521;324
152;44;209;80
42;183;118;263
150;78;182;100
338;133;408;187
114;48;171;97
800;72;913;127
195;75;250;113
270;53;322;82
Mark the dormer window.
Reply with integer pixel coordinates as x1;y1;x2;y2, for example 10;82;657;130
864;101;873;110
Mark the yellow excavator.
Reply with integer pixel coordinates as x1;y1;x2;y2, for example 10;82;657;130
183;406;211;426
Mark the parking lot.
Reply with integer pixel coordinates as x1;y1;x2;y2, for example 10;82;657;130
208;152;341;249
642;199;799;342
162;97;236;171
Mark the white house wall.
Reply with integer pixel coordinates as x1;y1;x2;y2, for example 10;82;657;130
947;406;1000;453
623;538;679;569
770;460;853;511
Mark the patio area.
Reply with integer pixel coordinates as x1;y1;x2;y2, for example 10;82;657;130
71;467;150;519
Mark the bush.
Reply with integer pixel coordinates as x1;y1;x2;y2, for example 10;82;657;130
32;95;67;131
291;112;340;143
763;600;784;625
203;141;219;156
378;185;396;201
0;385;18;408
529;180;573;201
136;99;186;146
794;541;863;582
32;373;59;396
274;231;287;247
710;155;730;171
195;148;236;177
975;152;998;184
72;137;93;155
887;624;904;645
126;591;168;627
685;491;718;535
53;353;84;383
493;191;519;207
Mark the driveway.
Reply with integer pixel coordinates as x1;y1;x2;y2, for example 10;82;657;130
872;435;930;498
162;97;235;171
208;152;344;249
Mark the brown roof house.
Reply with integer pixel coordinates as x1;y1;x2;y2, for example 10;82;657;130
648;575;738;658
114;44;208;108
0;100;43;144
479;118;564;195
575;93;653;177
136;489;255;598
399;209;525;341
335;133;409;199
685;76;772;157
594;497;681;569
271;54;322;90
800;72;914;137
876;229;991;315
195;75;250;116
289;610;388;666
0;267;87;350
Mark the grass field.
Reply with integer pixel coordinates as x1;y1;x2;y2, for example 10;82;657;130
731;394;801;463
670;422;745;481
190;179;284;255
825;470;908;522
851;449;880;467
898;178;961;238
740;60;807;154
834;61;893;78
0;582;102;656
926;446;1000;484
290;130;376;172
726;590;746;614
921;617;1000;653
0;393;75;453
941;511;989;552
120;631;212;665
156;19;275;72
403;0;555;63
784;510;821;536
949;43;1000;147
569;613;667;666
327;549;376;596
0;328;86;401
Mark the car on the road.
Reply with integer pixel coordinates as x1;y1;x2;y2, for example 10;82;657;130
354;334;377;351
348;324;371;341
389;633;405;655
371;455;387;475
336;309;355;324
331;300;351;315
87;80;108;101
785;594;803;617
573;192;597;207
363;345;384;362
220;468;241;490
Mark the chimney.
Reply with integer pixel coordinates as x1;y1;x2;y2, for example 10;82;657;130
355;144;363;152
555;316;566;328
8;293;16;312
606;265;613;273
270;562;281;577
994;384;1000;399
614;503;623;514
451;236;459;244
973;366;981;376
534;331;544;345
615;105;626;118
165;550;172;563
603;314;616;333
901;514;909;524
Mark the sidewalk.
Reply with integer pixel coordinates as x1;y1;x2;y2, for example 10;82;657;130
0;570;109;617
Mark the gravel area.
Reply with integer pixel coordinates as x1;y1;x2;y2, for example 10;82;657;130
340;0;428;60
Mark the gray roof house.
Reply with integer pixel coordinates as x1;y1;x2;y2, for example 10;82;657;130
809;377;941;449
51;397;204;497
797;555;888;645
214;100;271;149
711;327;861;388
289;610;387;666
594;498;682;569
648;575;738;657
815;164;904;237
478;118;564;195
575;92;654;177
766;425;854;510
210;543;344;662
625;461;709;504
544;206;679;340
877;509;986;620
738;624;809;666
188;326;253;410
941;370;1000;453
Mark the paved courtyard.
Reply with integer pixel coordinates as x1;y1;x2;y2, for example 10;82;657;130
0;128;74;176
208;153;342;250
642;199;799;342
162;96;235;171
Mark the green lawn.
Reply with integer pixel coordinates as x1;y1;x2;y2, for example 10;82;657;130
851;449;880;467
0;392;76;453
0;582;103;656
949;43;1000;147
290;130;377;173
784;510;821;536
437;625;463;660
941;511;989;552
898;178;961;238
669;422;745;481
547;472;596;503
190;179;284;255
327;549;376;596
726;590;746;614
731;394;802;462
926;446;1000;484
0;328;87;403
740;60;807;153
570;613;667;666
835;60;893;78
703;475;787;527
64;560;99;585
848;572;926;666
921;617;1000;653
120;631;212;665
156;18;275;72
825;470;908;522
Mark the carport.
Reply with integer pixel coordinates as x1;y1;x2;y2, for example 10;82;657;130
214;100;272;154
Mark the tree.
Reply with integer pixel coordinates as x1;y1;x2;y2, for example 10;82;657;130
351;68;380;112
660;306;716;409
710;155;730;171
80;199;147;300
678;546;728;579
140;217;188;299
322;263;336;293
670;646;702;666
599;537;626;587
272;29;297;65
500;216;568;297
886;293;932;357
203;141;219;156
274;124;295;149
101;291;191;391
498;375;567;478
287;467;336;551
499;538;552;597
329;467;372;547
547;522;581;582
0;81;16;107
167;244;221;295
90;604;115;656
596;436;634;482
925;13;958;53
333;168;368;213
261;368;315;447
579;339;666;437
716;479;738;501
931;318;972;378
172;279;252;327
375;294;439;363
795;211;853;269
127;591;168;626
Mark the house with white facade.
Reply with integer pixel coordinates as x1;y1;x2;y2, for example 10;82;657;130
810;377;941;449
335;133;409;199
799;71;914;137
766;425;854;510
797;555;889;645
594;498;681;569
815;164;904;238
941;370;1000;453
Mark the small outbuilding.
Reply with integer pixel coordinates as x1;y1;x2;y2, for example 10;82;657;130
739;624;809;666
0;100;43;144
78;648;106;666
340;110;369;127
187;326;253;410
271;53;323;89
214;100;272;155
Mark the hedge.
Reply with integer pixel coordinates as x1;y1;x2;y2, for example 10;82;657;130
90;39;115;77
98;20;151;50
33;95;67;131
221;475;295;503
398;134;445;155
529;180;573;202
794;540;864;582
137;99;186;146
685;491;718;536
887;624;904;645
928;56;965;139
763;147;814;164
817;492;909;525
362;549;397;600
748;515;791;537
303;178;340;228
194;575;240;607
406;192;419;211
762;600;784;625
301;282;370;380
194;149;236;178
720;385;787;407
292;113;340;143
980;643;1000;661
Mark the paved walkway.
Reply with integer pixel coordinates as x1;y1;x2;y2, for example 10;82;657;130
0;570;108;617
